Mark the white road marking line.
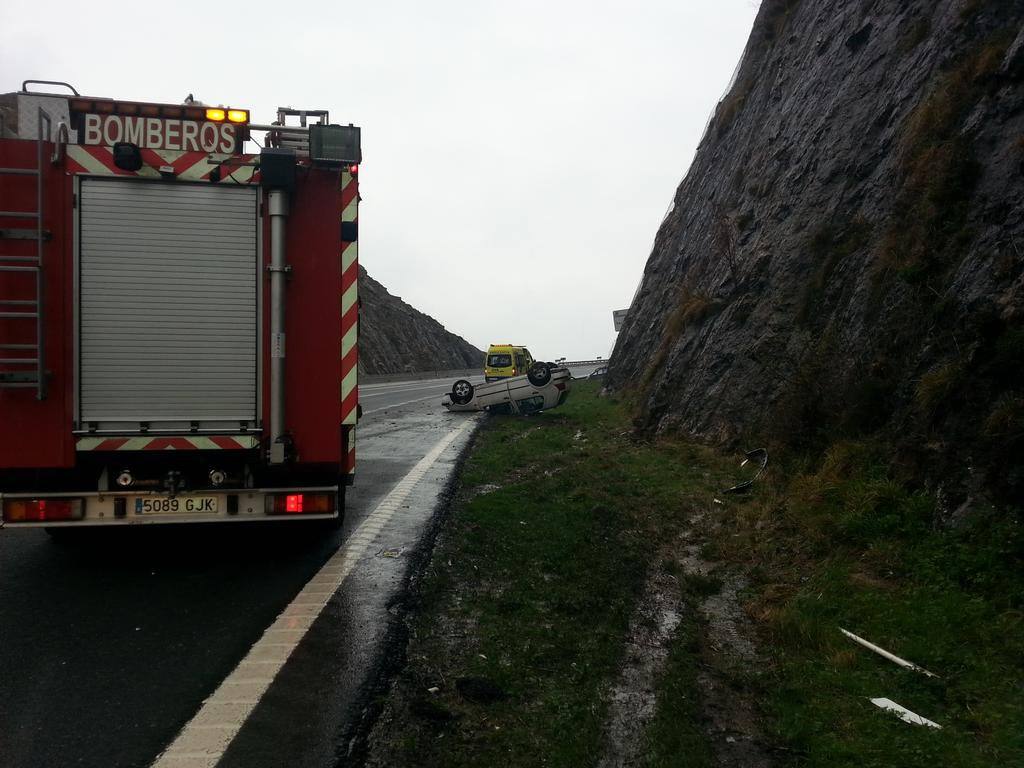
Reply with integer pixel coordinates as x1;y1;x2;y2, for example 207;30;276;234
150;418;476;768
363;392;450;415
359;379;447;391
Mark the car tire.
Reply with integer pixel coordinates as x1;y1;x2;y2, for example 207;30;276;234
527;363;552;387
451;379;475;405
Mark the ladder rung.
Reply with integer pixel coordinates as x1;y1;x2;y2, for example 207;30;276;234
0;266;38;273
0;382;38;388
0;312;39;318
0;343;38;350
0;211;40;219
0;300;38;306
0;168;39;176
0;256;40;262
0;358;38;364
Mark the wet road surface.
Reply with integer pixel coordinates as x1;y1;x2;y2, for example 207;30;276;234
359;375;481;414
0;377;480;768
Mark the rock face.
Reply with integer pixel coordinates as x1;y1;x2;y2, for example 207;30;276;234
359;266;483;375
609;0;1024;502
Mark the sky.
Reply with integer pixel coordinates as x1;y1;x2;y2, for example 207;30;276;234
1;0;760;362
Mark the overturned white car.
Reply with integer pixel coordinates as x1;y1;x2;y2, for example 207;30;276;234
443;363;571;414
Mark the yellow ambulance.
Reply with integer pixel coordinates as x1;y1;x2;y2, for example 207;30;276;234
484;344;535;382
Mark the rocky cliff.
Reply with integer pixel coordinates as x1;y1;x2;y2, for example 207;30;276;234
359;266;483;375
609;0;1024;503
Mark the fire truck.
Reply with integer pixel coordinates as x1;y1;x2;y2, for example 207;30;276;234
0;80;361;529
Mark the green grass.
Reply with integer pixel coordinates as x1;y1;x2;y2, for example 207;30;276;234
373;384;731;766
639;610;715;768
372;387;1024;767
710;442;1024;767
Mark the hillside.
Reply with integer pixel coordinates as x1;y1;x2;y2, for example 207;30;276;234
359;266;483;375
609;0;1024;506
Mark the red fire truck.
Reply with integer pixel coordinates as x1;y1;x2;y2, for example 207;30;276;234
0;80;361;529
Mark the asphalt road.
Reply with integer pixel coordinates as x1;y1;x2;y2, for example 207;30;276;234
358;375;483;414
0;376;481;768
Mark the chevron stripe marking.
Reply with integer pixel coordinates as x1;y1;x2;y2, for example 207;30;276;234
342;243;358;274
76;435;259;451
341;179;358;211
341;282;358;316
65;145;258;182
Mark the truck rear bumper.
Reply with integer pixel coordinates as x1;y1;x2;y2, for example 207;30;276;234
0;486;341;528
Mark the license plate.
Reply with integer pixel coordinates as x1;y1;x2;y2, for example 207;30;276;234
134;496;218;515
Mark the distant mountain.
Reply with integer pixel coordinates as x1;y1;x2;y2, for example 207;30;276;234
358;266;483;375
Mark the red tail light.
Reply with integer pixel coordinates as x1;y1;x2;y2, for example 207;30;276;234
268;493;335;515
3;498;84;522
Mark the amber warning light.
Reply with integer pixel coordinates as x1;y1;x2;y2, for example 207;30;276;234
3;498;84;522
205;108;250;123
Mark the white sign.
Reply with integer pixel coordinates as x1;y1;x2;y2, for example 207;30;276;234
81;114;237;153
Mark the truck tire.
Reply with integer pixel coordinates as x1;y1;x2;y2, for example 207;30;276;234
451;379;475;405
527;363;552;387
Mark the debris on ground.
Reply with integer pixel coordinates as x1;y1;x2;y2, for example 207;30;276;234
870;697;942;729
722;448;768;494
840;627;940;678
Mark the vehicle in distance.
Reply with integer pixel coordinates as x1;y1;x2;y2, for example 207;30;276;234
485;344;534;382
588;365;609;380
444;363;570;414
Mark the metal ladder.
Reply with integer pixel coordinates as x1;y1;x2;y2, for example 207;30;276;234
0;108;51;400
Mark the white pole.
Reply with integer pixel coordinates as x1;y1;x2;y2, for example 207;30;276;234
840;628;939;678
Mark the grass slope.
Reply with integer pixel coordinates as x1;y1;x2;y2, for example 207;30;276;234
368;384;1024;767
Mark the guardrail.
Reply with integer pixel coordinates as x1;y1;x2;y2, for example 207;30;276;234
561;360;607;367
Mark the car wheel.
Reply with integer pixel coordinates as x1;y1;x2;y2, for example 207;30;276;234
451;379;475;405
527;362;552;386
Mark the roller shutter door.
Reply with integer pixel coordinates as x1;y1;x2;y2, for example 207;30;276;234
79;179;258;425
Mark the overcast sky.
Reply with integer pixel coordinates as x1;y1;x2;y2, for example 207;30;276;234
1;0;759;361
